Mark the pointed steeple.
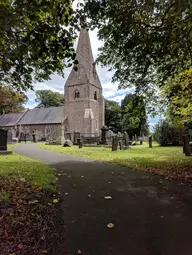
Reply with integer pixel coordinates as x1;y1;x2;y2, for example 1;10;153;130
65;29;102;88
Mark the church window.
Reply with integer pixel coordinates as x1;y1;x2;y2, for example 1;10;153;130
94;91;97;100
74;89;80;99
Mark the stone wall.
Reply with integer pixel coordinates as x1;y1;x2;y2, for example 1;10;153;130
1;124;61;141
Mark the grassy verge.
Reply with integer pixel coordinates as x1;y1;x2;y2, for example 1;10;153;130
0;151;56;191
0;147;60;254
38;142;192;183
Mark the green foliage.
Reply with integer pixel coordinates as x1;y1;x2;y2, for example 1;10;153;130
163;68;192;124
0;0;80;91
121;94;148;137
153;120;183;146
35;89;64;108
80;0;192;99
0;85;28;114
105;99;121;132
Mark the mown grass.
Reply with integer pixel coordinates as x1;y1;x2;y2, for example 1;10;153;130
0;147;57;190
38;142;192;182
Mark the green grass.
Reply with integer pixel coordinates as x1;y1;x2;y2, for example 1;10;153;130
0;151;57;190
38;142;192;181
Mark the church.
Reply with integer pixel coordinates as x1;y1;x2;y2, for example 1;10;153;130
64;28;105;139
0;29;105;143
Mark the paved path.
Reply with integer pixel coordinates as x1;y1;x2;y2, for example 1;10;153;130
14;144;192;255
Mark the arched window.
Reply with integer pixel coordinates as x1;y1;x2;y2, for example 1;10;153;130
74;89;80;99
94;91;97;100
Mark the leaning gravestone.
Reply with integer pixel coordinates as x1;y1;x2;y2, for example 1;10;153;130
0;129;12;155
112;135;118;151
63;139;73;147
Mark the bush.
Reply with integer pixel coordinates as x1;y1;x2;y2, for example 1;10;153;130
153;120;183;146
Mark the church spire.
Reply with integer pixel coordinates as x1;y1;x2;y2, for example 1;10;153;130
65;28;102;88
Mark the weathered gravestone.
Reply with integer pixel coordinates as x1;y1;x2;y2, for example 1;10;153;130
183;135;191;156
124;132;129;150
0;129;12;154
100;126;109;144
149;136;152;148
63;139;73;147
7;130;13;144
119;140;123;150
74;131;81;145
112;135;118;151
77;138;83;149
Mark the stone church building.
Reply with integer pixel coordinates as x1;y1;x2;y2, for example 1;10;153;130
64;28;104;138
0;29;105;143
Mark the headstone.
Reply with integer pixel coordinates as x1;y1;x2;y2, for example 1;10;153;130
63;139;73;147
0;129;12;154
112;135;118;151
7;130;13;144
78;138;83;148
100;125;109;144
0;129;7;151
139;136;143;145
74;131;81;145
56;122;65;145
149;136;152;148
183;135;191;156
119;140;123;150
32;132;36;142
124;132;129;148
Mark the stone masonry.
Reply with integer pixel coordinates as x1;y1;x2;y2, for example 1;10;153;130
64;28;105;138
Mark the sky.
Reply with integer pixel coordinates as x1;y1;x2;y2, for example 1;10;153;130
25;2;160;129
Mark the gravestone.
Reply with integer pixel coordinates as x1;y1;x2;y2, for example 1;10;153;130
56;122;65;145
100;126;109;144
112;135;118;151
74;131;81;145
149;136;152;148
124;132;129;149
63;139;73;147
7;130;13;144
78;138;83;148
0;129;12;154
183;135;191;156
119;140;123;150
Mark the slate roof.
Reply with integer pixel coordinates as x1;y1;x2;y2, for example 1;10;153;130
18;107;64;125
0;107;64;126
0;112;25;127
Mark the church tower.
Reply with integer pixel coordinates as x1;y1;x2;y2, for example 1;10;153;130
64;29;105;138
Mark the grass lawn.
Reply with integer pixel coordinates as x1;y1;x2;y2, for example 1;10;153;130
0;146;56;190
38;142;192;183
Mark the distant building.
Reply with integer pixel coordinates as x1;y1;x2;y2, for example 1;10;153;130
0;107;64;141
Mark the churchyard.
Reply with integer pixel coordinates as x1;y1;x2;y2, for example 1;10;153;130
39;141;192;183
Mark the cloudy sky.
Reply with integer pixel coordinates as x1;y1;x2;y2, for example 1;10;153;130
25;4;160;128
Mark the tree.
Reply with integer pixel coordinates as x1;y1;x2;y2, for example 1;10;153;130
35;90;64;108
0;86;28;114
0;0;80;91
105;99;121;132
163;68;192;125
80;0;192;98
121;94;148;137
153;119;183;146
